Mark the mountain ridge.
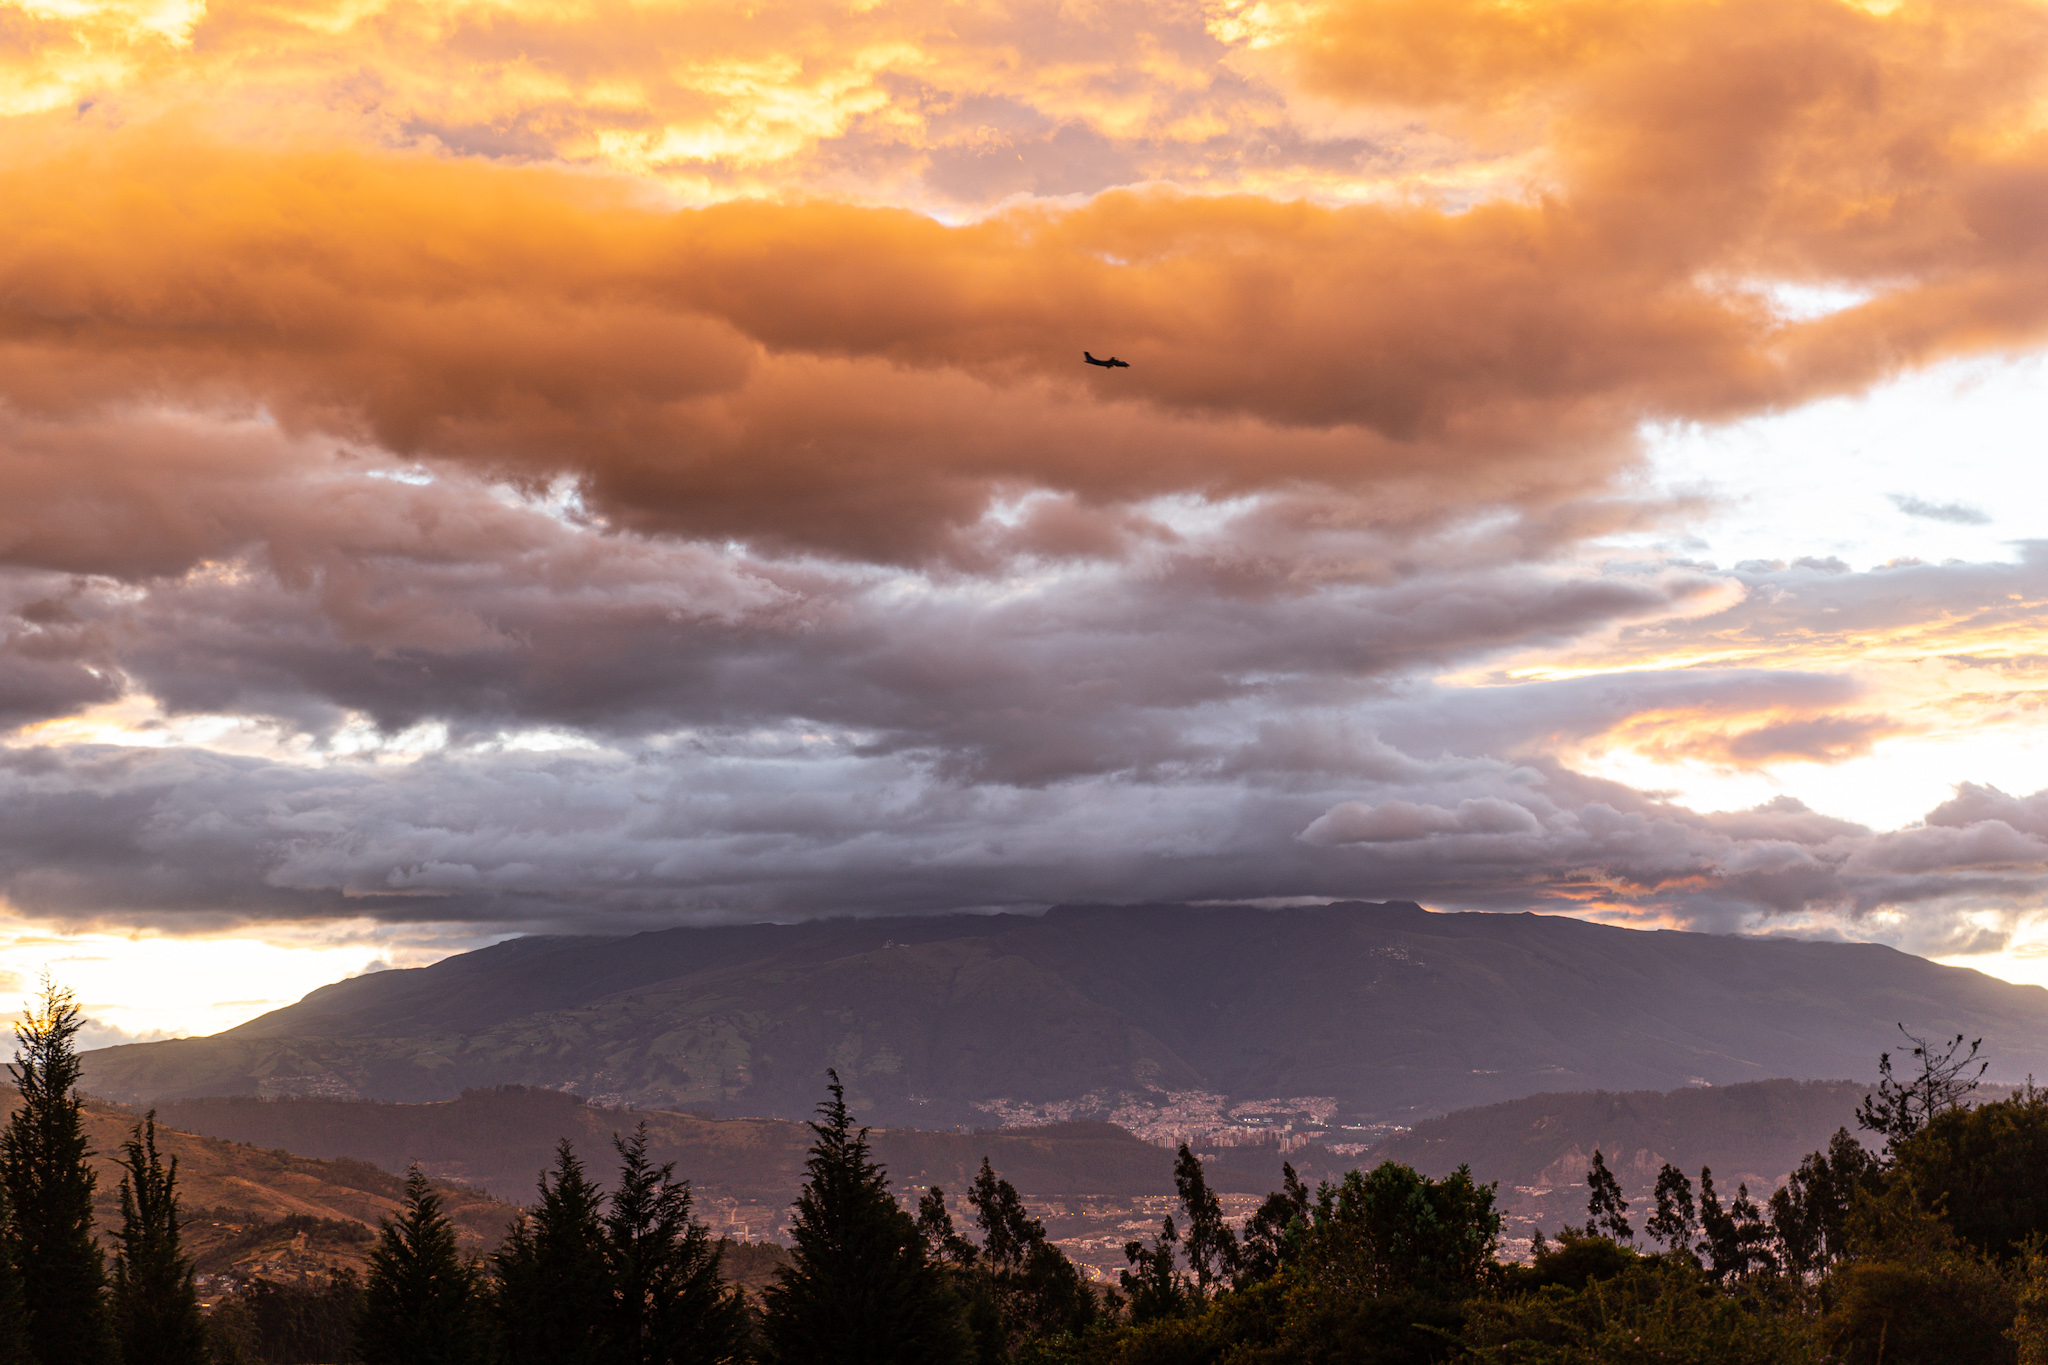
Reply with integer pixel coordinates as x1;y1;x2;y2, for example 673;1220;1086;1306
81;902;2048;1127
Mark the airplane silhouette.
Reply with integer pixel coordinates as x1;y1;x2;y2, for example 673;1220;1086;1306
1084;352;1130;368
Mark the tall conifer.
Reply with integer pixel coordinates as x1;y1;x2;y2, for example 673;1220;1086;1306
1;977;115;1365
1646;1162;1697;1254
760;1072;968;1365
0;1183;30;1365
1585;1150;1632;1243
358;1167;483;1365
966;1157;1097;1348
1172;1144;1239;1294
110;1112;207;1365
603;1124;749;1365
493;1140;610;1365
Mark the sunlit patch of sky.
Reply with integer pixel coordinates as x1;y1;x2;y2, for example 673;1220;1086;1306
1760;280;1882;323
1953;913;2048;991
1501;354;2048;834
7;699;614;767
1632;353;2048;573
0;918;502;1044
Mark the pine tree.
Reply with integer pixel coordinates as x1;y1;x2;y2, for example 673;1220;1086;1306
358;1167;483;1365
1727;1181;1778;1278
760;1072;969;1365
1698;1166;1740;1281
1171;1145;1240;1295
603;1123;748;1365
1;977;116;1365
1585;1150;1632;1243
1645;1162;1696;1254
110;1112;207;1365
965;1158;1095;1348
1236;1163;1310;1288
492;1140;611;1365
914;1187;978;1268
1769;1131;1877;1277
0;1181;29;1365
1118;1217;1186;1325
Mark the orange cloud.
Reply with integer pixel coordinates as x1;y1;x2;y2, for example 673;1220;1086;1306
4;0;2048;953
2;0;1299;199
0;0;2041;571
1608;708;1910;769
0;75;2038;569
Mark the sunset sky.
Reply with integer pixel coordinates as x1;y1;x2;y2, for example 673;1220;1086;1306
6;0;2048;1042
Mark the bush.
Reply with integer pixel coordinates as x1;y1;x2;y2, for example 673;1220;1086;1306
1463;1257;1813;1365
1893;1090;2048;1261
206;1273;364;1365
1816;1185;2015;1365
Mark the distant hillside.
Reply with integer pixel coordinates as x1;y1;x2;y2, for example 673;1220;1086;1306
82;902;2048;1127
148;1086;1296;1242
71;1100;514;1249
1379;1077;1874;1192
1373;1078;1878;1247
144;1076;1948;1280
0;1089;521;1285
149;1077;1902;1268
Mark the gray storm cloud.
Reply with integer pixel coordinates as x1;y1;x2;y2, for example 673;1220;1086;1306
0;437;2044;964
8;0;2048;961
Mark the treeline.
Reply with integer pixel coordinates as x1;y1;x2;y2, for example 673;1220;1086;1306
1073;1027;2048;1365
0;980;209;1365
305;1034;2048;1364
7;977;2048;1364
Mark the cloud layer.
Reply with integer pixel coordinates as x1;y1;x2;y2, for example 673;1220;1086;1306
2;0;2048;973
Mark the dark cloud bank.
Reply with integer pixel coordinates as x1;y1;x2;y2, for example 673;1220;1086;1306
3;0;2048;963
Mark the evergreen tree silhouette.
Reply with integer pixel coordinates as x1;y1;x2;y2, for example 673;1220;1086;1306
1585;1150;1632;1243
1698;1166;1740;1281
358;1167;482;1365
1118;1217;1187;1325
966;1158;1043;1272
760;1072;968;1365
110;1112;207;1365
1726;1180;1778;1278
1235;1163;1310;1288
1646;1162;1697;1254
602;1123;748;1365
965;1157;1096;1349
1;976;115;1365
493;1140;610;1365
0;1180;28;1365
1172;1144;1240;1294
913;1187;978;1268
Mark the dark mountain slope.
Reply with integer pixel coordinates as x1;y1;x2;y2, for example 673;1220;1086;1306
82;902;2048;1125
1374;1077;1880;1247
1379;1078;1875;1197
147;1088;1283;1211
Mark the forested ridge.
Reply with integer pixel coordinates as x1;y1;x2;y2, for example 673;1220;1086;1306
13;982;2048;1364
